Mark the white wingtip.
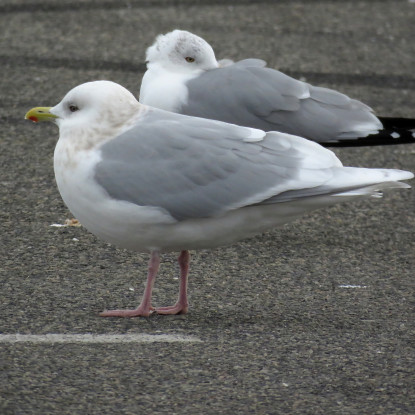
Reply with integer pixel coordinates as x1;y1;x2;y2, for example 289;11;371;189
332;169;413;198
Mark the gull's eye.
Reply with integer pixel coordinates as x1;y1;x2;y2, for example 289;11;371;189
69;105;79;113
185;56;195;63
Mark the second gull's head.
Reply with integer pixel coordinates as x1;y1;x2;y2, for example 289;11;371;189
145;30;219;73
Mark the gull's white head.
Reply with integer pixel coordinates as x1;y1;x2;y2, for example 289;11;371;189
145;30;219;73
50;80;140;131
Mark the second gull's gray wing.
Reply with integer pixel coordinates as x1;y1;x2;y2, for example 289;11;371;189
180;60;382;143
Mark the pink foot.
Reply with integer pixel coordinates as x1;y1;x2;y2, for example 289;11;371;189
100;251;160;318
154;250;190;315
99;305;154;318
155;302;188;315
98;250;191;318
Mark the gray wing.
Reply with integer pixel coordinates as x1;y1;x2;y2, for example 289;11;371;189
181;59;382;143
94;107;341;221
224;58;267;68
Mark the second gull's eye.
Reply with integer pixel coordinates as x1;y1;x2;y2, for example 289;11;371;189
185;57;195;63
69;105;79;112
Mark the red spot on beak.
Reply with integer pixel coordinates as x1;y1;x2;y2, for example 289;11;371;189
28;116;38;122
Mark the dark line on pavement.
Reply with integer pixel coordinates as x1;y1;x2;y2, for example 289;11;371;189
0;0;291;13
2;55;145;73
0;0;406;14
3;54;415;90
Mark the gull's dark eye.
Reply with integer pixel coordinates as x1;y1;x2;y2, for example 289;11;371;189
185;56;195;63
69;105;79;112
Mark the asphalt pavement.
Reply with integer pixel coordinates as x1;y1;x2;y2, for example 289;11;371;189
1;1;415;414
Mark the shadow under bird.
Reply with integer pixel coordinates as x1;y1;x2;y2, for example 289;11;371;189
25;80;413;317
140;30;415;148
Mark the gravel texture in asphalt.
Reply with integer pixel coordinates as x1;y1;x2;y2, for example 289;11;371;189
1;1;414;414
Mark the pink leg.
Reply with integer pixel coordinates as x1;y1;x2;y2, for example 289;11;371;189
100;251;160;318
155;250;190;315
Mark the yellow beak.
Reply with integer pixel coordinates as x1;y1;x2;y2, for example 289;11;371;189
25;107;58;123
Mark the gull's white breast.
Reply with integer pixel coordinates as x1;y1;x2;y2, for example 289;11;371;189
140;64;199;112
53;138;177;251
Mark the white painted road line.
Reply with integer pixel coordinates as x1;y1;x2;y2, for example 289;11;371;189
0;333;202;344
338;284;368;289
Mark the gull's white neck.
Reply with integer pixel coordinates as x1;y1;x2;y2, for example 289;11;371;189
140;62;201;112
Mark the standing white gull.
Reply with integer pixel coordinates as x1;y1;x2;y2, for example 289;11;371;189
140;30;415;147
25;81;413;317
